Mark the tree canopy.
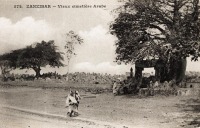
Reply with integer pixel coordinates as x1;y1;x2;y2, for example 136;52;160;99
110;0;200;64
0;40;64;78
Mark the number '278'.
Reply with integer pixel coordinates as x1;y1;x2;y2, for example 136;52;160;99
14;5;22;8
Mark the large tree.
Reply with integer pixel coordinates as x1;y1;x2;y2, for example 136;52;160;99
0;40;64;78
64;31;83;74
110;0;200;83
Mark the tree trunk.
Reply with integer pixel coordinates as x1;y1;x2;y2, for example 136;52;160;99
160;57;187;84
66;60;70;81
175;58;187;84
33;67;41;79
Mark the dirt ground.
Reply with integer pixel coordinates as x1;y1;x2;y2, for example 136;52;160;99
0;81;199;128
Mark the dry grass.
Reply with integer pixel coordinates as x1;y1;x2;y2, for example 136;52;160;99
0;80;199;128
0;80;112;89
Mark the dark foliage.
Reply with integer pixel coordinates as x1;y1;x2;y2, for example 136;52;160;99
0;40;64;78
110;0;200;63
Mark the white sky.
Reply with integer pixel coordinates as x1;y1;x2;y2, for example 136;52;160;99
0;0;200;75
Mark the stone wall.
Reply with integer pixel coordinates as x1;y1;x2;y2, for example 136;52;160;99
66;72;125;84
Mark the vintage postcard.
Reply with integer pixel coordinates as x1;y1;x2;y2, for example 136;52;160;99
0;0;200;128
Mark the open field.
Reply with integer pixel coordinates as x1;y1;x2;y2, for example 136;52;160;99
0;80;200;128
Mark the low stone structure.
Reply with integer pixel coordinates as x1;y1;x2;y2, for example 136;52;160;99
177;88;200;96
135;58;186;88
185;82;200;88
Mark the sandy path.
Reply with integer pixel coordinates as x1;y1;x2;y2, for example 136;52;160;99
0;86;199;128
0;107;72;128
0;106;123;128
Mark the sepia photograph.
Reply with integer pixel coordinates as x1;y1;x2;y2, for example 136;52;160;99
0;0;200;128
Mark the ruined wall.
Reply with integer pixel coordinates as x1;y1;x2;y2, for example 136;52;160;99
135;58;187;84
